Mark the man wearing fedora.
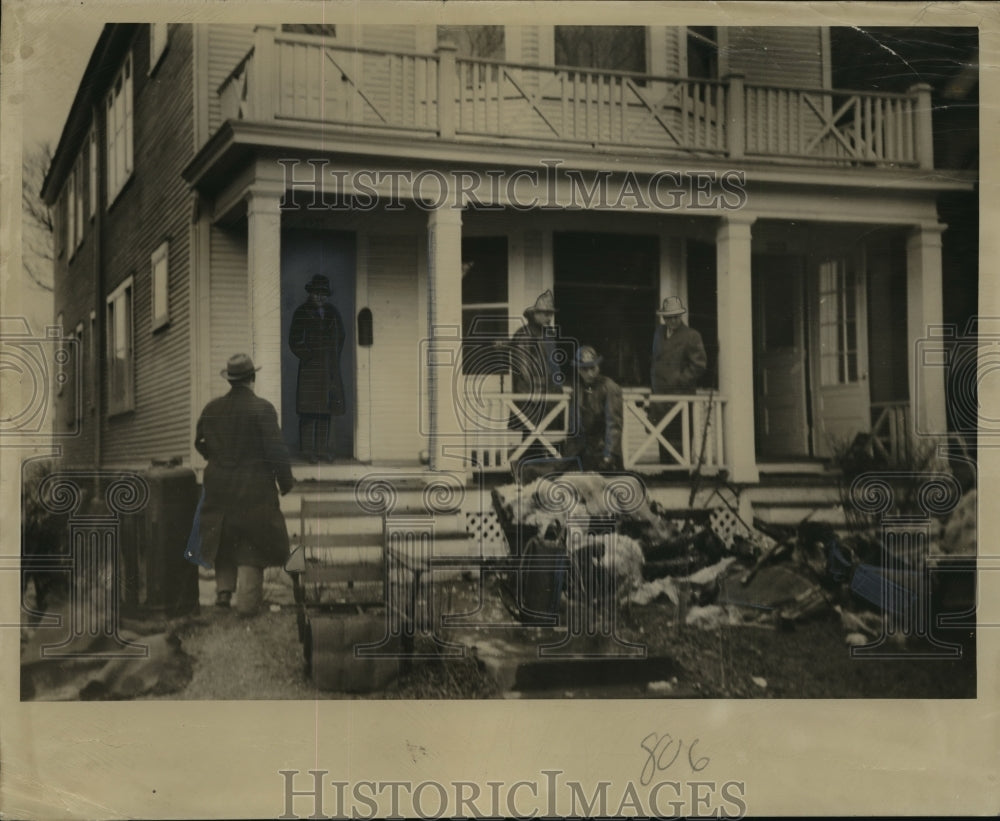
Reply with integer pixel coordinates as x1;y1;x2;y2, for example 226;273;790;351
194;354;295;615
289;274;347;463
650;296;708;463
508;289;565;463
563;346;624;472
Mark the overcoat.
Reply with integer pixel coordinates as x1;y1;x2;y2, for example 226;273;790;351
650;323;707;392
289;300;347;416
194;385;295;568
508;324;563;432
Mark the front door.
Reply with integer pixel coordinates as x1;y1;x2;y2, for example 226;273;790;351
753;255;810;457
281;230;356;459
808;252;870;456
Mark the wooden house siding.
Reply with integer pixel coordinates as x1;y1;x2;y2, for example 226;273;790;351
360;26;418;52
659;27;683;76
102;24;195;466
207;223;250;391
728;27;824;87
520;26;540;64
207;25;254;135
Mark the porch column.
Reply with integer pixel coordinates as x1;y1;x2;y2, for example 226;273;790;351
426;203;464;470
907;222;947;438
716;214;759;483
247;187;283;414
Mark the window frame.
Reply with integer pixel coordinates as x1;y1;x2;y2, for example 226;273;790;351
55;312;65;397
817;257;861;387
460;235;510;376
106;276;135;416
151;240;170;331
88;126;98;219
105;51;134;206
553;25;648;75
69;151;85;253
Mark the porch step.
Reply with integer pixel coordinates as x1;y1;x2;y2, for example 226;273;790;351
752;503;847;529
746;483;843;505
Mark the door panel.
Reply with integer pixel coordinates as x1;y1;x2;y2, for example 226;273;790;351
753;255;809;457
810;253;870;456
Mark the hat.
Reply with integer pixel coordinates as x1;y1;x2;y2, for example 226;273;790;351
221;353;261;381
524;289;557;318
575;345;602;368
656;296;687;317
305;274;331;295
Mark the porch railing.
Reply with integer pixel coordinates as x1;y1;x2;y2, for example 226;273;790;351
869;401;911;463
218;28;933;169
464;392;570;471
743;83;921;166
458;389;726;474
622;390;726;472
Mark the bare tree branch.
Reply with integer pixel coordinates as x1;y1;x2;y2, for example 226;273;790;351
22;141;55;293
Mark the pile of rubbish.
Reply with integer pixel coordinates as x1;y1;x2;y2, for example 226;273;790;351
492;473;976;646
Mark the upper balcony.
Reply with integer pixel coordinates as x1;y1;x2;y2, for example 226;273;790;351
218;27;935;170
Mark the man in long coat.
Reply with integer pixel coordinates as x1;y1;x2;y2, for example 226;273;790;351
650;296;708;463
563;346;624;472
508;289;565;463
289;274;347;463
194;353;295;615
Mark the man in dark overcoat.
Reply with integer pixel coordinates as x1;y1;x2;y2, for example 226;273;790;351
563;346;624;472
194;353;295;615
649;296;708;464
289;274;347;463
508;289;565;463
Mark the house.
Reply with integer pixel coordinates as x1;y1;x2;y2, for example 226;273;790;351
42;22;976;521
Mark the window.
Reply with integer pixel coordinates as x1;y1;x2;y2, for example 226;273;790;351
686;26;719;79
106;278;135;414
89;310;97;412
149;23;168;71
55;312;65;397
438;26;505;60
554;26;646;74
88;127;97;218
151;241;170;330
461;236;509;375
71;322;84;430
106;52;134;204
68;152;85;252
818;258;860;386
65;170;76;255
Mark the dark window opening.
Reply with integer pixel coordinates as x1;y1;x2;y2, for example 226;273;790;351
687;26;718;79
555;26;646;74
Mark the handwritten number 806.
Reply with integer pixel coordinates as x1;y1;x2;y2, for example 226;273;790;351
640;733;710;786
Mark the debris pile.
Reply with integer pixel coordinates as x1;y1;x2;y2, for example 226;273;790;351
492;473;976;647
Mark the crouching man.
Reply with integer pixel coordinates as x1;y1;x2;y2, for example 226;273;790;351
563;345;624;472
194;354;295;616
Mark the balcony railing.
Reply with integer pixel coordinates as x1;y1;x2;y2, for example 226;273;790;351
869;401;911;463
458;389;726;474
218;28;934;169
